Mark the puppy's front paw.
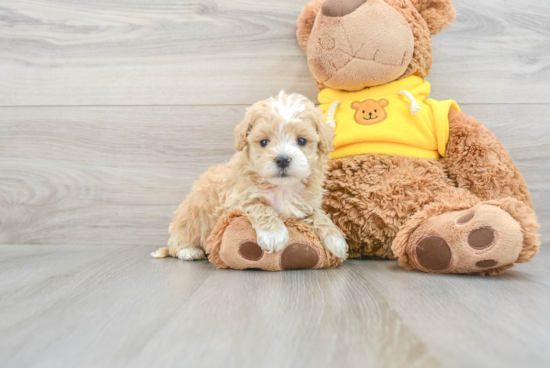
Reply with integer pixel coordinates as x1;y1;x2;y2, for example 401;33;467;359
323;234;347;259
176;248;206;261
257;226;289;253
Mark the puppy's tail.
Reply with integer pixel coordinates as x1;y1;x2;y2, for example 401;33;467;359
150;247;171;259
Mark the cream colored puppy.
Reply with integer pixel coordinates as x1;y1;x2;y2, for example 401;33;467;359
152;92;347;261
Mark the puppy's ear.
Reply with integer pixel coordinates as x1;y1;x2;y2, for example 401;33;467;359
234;113;253;152
411;0;456;35
297;0;323;51
313;112;335;156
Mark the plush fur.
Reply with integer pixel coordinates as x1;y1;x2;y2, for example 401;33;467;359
152;92;347;261
296;0;540;274
411;0;456;35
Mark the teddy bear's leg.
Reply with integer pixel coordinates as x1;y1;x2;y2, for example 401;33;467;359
446;109;534;207
205;211;342;271
392;187;540;275
323;154;455;259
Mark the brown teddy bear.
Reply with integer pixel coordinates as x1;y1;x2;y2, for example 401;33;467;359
207;0;540;275
296;0;540;275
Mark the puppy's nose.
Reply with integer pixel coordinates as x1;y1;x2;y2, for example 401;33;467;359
275;155;292;169
322;0;367;17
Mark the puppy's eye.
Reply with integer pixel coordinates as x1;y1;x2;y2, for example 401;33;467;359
297;138;307;146
260;139;270;147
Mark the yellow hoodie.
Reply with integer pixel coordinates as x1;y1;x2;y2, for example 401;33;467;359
319;76;460;160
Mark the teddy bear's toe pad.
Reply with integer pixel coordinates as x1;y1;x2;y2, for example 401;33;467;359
468;227;495;249
475;259;498;268
280;243;320;270
410;204;523;274
415;236;452;271
239;242;263;261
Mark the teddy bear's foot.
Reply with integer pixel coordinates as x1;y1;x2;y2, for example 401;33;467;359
404;203;530;275
238;240;320;270
206;210;343;271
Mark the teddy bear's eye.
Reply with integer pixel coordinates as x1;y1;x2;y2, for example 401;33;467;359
375;110;377;112
362;110;365;113
260;139;270;147
297;138;307;146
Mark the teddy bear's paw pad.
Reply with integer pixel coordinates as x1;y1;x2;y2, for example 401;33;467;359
238;242;264;261
467;227;495;249
415;236;452;272
475;259;498;268
456;210;475;225
410;204;523;274
280;242;320;270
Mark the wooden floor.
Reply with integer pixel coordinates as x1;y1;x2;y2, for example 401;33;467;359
1;0;549;367
0;245;549;368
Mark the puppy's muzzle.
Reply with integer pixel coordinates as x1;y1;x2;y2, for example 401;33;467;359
275;155;292;169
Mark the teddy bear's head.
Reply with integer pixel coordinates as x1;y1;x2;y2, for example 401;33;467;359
296;0;455;91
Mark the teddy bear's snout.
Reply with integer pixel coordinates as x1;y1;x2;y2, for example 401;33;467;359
308;0;415;90
322;0;367;18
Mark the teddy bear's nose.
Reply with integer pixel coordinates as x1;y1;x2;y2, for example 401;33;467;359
322;0;367;17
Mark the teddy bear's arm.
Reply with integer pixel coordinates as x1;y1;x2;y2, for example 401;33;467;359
445;109;533;207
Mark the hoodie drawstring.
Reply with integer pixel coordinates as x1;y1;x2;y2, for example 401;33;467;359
398;90;422;115
326;100;342;130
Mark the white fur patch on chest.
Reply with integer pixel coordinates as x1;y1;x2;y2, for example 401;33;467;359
261;184;308;219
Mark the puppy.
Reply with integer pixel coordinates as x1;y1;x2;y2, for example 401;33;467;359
151;91;347;261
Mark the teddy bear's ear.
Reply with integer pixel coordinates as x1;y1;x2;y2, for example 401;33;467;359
351;101;361;110
296;0;323;51
411;0;456;35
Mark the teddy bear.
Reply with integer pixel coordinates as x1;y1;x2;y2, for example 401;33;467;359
206;0;540;275
296;0;540;275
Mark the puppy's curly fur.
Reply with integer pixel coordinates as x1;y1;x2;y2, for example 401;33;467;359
152;92;347;261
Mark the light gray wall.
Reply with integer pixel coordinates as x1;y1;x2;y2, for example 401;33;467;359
0;0;548;245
